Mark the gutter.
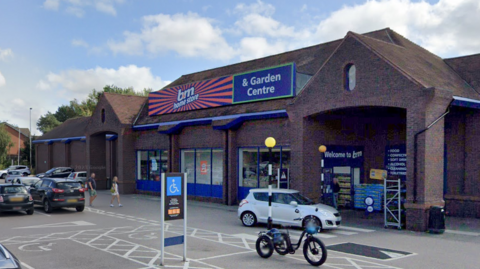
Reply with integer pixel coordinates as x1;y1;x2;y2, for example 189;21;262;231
413;99;454;203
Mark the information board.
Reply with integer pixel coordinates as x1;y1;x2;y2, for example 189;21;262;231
385;145;406;180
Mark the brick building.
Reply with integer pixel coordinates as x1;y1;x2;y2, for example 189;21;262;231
1;122;30;160
34;28;480;231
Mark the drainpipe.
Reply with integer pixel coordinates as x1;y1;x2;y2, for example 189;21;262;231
413;100;453;203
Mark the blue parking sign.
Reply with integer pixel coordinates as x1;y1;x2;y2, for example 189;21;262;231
167;176;181;196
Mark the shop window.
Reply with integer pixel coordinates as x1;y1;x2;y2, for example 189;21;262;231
136;150;168;181
180;148;224;198
239;147;290;190
344;64;356;91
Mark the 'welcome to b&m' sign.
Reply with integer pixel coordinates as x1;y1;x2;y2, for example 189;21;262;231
148;63;295;116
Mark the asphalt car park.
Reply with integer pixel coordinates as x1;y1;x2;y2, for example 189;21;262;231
0;191;479;269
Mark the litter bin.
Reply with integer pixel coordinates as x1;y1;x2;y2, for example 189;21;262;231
428;206;445;234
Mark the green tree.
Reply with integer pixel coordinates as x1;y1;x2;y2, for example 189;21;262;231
0;124;14;169
37;112;61;134
20;136;36;169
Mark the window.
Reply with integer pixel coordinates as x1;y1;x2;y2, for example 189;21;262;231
180;148;224;197
136;150;168;181
239;147;290;188
344;64;356;91
101;109;105;123
253;192;268;202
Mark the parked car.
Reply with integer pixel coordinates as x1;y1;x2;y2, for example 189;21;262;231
29;178;85;213
0;243;22;269
5;171;23;183
11;177;41;192
36;167;74;178
238;188;341;229
0;168;8;179
67;171;87;186
7;165;30;176
0;183;34;215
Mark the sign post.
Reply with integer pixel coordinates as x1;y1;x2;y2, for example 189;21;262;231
160;173;187;266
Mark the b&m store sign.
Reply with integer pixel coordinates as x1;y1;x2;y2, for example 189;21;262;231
148;63;295;116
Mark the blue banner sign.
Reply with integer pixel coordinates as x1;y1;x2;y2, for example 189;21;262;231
233;63;295;104
323;145;364;167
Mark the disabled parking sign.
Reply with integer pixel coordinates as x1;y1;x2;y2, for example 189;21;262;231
167;177;181;196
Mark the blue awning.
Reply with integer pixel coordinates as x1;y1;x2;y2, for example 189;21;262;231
452;96;480;109
33;136;86;145
133;110;289;133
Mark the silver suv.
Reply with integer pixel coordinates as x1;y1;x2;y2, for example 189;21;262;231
7;165;30;176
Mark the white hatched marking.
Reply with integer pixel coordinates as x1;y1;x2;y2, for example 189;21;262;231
338;226;375;233
330;230;358;236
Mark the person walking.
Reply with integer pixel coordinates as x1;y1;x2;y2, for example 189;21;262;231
110;176;122;207
332;177;340;210
88;173;97;207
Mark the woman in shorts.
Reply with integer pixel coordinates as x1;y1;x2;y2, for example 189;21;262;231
110;176;122;207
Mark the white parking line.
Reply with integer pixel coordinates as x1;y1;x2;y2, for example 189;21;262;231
34;210;50;217
21;262;35;269
338;226;375;233
445;230;480;236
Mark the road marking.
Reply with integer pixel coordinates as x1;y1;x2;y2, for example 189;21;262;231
444;230;480;236
338;226;375;233
232;233;258;241
14;221;95;229
21;262;35;269
33;210;51;217
19;242;55;252
330;230;358;236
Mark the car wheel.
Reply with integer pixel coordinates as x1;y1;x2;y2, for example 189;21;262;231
303;216;322;230
44;199;53;213
241;211;257;227
26;208;34;215
0;174;5;179
76;206;85;212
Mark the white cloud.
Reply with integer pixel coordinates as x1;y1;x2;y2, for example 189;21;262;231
43;0;60;10
0;48;14;61
36;65;169;100
0;71;5;87
234;0;275;17
71;39;89;48
43;0;123;17
108;13;236;60
12;99;26;106
314;0;480;56
238;37;287;61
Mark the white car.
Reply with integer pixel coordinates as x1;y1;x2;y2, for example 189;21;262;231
0;168;7;179
67;171;87;186
5;171;23;183
238;188;341;229
10;176;41;192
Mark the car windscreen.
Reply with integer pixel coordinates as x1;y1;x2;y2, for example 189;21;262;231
45;168;56;174
8;171;21;175
291;192;314;205
22;179;39;185
56;182;82;189
2;186;28;194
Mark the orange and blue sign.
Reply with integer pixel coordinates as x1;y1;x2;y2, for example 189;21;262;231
148;63;295;116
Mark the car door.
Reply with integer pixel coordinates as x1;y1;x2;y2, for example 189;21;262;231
252;192;269;223
30;180;43;203
272;193;302;225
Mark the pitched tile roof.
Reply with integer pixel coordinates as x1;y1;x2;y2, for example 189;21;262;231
444;53;480;93
103;92;148;125
37;116;90;140
349;28;479;99
0;122;30;138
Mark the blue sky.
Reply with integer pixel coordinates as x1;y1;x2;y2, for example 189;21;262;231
1;0;479;135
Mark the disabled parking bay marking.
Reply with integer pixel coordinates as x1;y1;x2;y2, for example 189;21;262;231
327;242;415;261
14;221;95;229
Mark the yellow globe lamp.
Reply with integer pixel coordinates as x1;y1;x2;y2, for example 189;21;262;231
265;137;276;148
319;145;327;153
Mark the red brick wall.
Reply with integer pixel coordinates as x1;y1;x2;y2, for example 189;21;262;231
70;141;86;172
51;142;65;168
36;144;48;173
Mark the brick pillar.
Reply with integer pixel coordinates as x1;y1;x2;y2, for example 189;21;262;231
227;129;237;205
404;91;451;231
170;134;180;172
